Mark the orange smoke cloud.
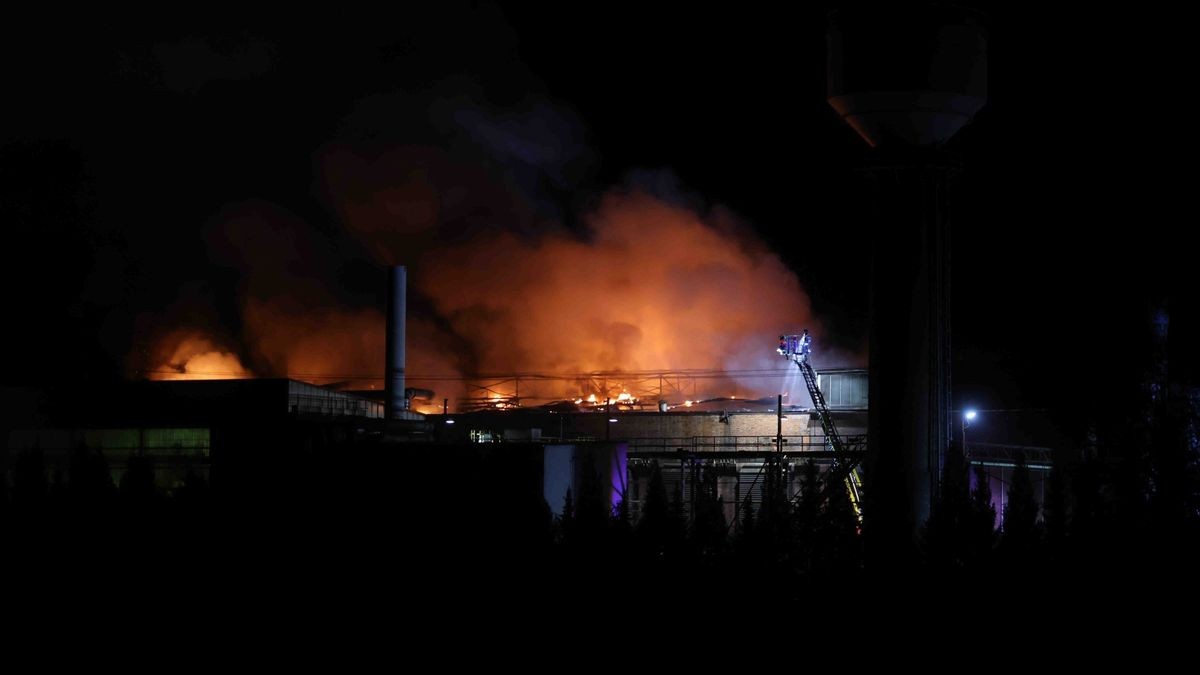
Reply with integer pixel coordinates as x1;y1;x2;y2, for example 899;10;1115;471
236;300;462;394
150;331;251;380
240;302;383;387
413;190;817;402
142;186;821;406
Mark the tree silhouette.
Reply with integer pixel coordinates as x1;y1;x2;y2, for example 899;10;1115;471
667;480;687;555
1043;462;1067;557
794;459;823;571
175;470;210;504
0;461;7;522
560;487;575;542
756;456;792;560
12;447;47;508
611;491;632;549
969;465;997;564
1070;457;1103;547
922;441;972;570
1147;390;1200;531
67;442;115;509
689;466;727;557
736;496;756;552
636;460;670;556
821;474;861;573
572;449;608;545
120;455;157;504
1001;452;1040;563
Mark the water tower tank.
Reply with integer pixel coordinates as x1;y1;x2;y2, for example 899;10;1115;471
827;6;987;148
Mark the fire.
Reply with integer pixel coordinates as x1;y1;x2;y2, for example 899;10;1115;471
414;191;819;404
149;333;251;380
139;179;835;407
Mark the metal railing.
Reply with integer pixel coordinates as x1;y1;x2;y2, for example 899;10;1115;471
966;442;1054;469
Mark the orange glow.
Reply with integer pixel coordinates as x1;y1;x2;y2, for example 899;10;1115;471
140;188;835;407
414;191;819;404
149;333;251;380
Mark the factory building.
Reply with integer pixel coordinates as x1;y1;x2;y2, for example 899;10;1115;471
2;260;1054;531
3;366;1054;529
432;370;869;526
2;379;417;495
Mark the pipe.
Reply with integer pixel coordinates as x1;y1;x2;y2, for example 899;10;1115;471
385;266;406;420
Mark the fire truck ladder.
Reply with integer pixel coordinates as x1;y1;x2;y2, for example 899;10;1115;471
780;333;864;525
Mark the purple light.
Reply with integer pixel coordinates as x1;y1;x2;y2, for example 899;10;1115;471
610;443;628;510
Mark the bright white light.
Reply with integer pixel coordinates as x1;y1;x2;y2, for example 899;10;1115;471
446;419;456;425
965;410;977;421
608;418;618;423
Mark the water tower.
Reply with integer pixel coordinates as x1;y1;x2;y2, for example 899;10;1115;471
826;5;987;561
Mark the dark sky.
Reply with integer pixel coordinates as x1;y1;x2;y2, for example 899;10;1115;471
2;4;1190;439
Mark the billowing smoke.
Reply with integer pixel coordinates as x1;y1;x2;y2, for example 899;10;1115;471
410;189;819;404
138;90;845;408
146;329;249;380
144;186;825;406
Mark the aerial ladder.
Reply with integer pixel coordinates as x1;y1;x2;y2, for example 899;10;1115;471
778;331;865;525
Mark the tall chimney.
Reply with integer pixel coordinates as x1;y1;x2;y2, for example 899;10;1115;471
385;265;407;420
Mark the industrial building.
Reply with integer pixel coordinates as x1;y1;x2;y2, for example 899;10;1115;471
429;367;857;509
2;379;411;494
2;260;1054;532
2;366;1051;529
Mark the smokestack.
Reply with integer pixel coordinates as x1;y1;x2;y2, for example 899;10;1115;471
385;265;407;420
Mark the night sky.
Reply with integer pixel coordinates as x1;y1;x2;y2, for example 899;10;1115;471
3;5;1190;441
